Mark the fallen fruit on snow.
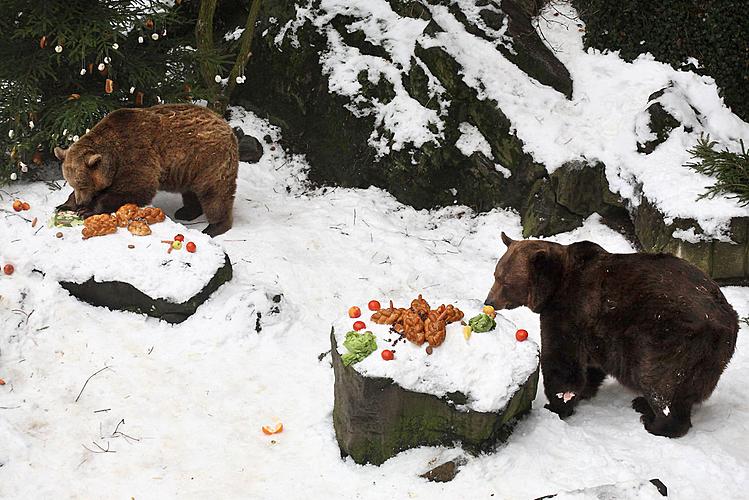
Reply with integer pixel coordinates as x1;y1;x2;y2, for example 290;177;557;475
12;200;22;212
171;240;183;250
353;321;366;331
174;234;185;242
368;300;381;311
0;378;5;385
463;325;472;340
21;202;30;211
348;306;361;318
186;241;197;253
515;329;528;342
381;349;394;361
482;305;496;318
262;422;283;435
3;264;14;275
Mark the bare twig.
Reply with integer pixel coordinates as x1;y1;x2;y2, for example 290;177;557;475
75;365;111;403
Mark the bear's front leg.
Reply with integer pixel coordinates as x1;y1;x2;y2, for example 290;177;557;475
56;191;78;212
540;325;586;419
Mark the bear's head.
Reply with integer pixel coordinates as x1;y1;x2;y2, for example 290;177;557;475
54;145;115;207
485;233;565;313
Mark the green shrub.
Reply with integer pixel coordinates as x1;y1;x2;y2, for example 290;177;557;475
571;0;748;121
685;135;749;205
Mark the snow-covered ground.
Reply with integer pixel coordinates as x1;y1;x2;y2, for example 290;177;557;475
0;109;747;499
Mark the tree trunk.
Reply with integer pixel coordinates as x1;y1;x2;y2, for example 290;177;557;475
196;0;220;109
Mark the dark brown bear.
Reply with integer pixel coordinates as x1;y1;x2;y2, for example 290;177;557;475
55;104;238;237
485;233;738;438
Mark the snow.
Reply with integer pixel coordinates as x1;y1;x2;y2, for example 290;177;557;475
456;122;493;159
1;109;748;499
0;215;225;303
672;227;711;244
288;0;749;238
551;479;666;500
334;300;539;412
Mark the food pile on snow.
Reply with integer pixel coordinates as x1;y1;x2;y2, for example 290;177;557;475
369;294;465;348
3;200;225;303
335;296;539;412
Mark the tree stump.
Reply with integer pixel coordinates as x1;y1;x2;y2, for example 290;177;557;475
59;253;232;324
331;312;539;465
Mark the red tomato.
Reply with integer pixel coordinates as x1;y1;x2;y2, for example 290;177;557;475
348;306;361;318
515;329;528;342
174;234;185;242
368;300;381;311
185;241;197;253
381;349;394;361
353;321;366;331
3;264;14;276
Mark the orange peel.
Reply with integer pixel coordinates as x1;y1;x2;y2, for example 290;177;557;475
261;422;283;435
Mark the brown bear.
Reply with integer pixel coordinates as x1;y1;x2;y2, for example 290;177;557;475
485;233;738;438
55;104;238;237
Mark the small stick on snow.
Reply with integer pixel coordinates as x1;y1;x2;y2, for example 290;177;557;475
75;365;111;403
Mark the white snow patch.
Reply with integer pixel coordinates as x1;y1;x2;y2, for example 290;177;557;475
672;227;710;244
224;27;245;41
456;122;493;159
335;300;538;412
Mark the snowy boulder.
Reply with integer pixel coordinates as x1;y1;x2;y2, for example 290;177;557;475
635;84;700;154
32;216;231;323
331;300;539;465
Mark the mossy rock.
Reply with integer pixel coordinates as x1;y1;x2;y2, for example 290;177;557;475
59;254;233;323
633;199;749;283
331;330;539;466
522;177;584;237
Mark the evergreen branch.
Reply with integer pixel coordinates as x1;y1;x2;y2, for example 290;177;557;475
685;135;749;206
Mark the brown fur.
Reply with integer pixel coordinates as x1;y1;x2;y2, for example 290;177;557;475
485;233;738;438
55;104;239;237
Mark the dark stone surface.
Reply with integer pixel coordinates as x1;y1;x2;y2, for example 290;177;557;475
238;134;264;163
59;253;233;323
499;0;574;98
420;458;466;482
331;329;539;466
636;98;681;154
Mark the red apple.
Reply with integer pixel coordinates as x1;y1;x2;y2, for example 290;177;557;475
368;300;381;311
381;349;394;361
515;329;528;342
353;321;366;331
185;241;196;253
348;306;361;318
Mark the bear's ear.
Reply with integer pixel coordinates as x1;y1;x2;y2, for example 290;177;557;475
527;248;563;312
501;232;515;247
54;147;67;161
85;154;102;168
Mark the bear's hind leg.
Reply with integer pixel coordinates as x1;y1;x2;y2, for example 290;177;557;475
200;190;234;237
579;367;606;400
175;192;203;221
